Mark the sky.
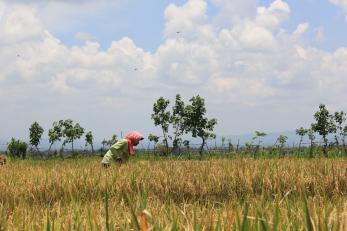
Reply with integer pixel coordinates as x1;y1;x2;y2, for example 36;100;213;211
0;0;347;147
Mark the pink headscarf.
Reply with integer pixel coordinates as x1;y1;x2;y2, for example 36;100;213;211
125;131;144;156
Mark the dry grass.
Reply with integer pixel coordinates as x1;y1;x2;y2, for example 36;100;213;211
0;156;347;230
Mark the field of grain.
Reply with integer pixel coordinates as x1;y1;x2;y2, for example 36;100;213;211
1;156;347;230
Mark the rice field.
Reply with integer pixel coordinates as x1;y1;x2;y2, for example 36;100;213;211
1;155;347;230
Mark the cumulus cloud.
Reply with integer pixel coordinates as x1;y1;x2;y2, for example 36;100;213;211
0;0;347;140
210;0;258;25
293;22;309;35
329;0;347;20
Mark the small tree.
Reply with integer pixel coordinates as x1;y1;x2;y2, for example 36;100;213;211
276;135;288;155
107;134;118;147
344;126;347;155
7;138;28;159
148;134;159;149
101;139;108;151
85;131;94;153
29;121;44;154
171;94;186;152
296;127;308;150
151;97;171;155
333;111;346;154
253;131;267;153
184;95;217;156
48;120;64;154
311;104;335;157
62;119;84;153
307;129;315;158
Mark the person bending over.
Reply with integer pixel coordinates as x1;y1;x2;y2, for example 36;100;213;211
101;131;144;167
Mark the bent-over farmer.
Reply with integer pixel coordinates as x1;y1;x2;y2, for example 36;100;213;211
101;131;144;167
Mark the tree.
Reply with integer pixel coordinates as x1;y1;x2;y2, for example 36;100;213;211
148;134;159;149
344;126;347;155
151;97;171;155
107;134;118;147
253;131;267;153
48;120;63;153
101;139;108;151
307;129;315;158
171;94;186;152
85;131;94;153
29;121;44;154
61;119;85;153
276;135;288;155
311;104;335;157
296;127;308;150
184;95;217;156
7;138;27;159
333;111;347;155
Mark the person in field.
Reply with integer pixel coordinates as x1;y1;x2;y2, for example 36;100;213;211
0;155;7;165
101;131;144;167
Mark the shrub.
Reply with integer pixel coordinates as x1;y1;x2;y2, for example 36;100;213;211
7;138;28;159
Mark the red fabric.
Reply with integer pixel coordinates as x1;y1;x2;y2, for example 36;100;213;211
125;131;143;156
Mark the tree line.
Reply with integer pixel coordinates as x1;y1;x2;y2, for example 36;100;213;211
3;97;347;159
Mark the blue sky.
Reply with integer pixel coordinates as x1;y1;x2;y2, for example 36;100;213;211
0;0;347;148
49;0;347;52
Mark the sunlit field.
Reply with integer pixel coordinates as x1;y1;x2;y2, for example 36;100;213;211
1;155;347;230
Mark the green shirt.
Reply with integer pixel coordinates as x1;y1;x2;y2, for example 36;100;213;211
101;139;129;164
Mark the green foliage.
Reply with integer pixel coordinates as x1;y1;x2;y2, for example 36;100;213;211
29;121;44;153
185;95;217;155
7;138;28;159
333;110;347;155
151;97;171;155
296;127;308;149
276;135;288;146
106;134;118;147
61;119;85;152
311;104;335;156
85;131;94;153
253;131;267;149
276;135;288;155
150;94;217;156
148;134;159;149
48;120;64;153
171;94;186;151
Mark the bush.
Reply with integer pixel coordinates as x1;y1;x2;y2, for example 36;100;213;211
7;138;28;159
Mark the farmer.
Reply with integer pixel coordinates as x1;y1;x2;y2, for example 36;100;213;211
101;131;144;167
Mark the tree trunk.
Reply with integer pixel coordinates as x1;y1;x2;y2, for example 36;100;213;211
323;136;328;157
161;130;169;156
309;141;314;158
342;137;347;156
298;137;303;153
35;146;43;157
199;138;205;156
48;143;53;155
72;138;74;153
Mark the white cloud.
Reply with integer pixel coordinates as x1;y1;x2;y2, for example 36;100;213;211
329;0;347;20
210;0;258;25
255;0;290;30
0;5;44;44
293;22;309;35
0;0;347;140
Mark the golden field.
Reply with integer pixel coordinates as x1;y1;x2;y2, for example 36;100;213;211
0;156;347;230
